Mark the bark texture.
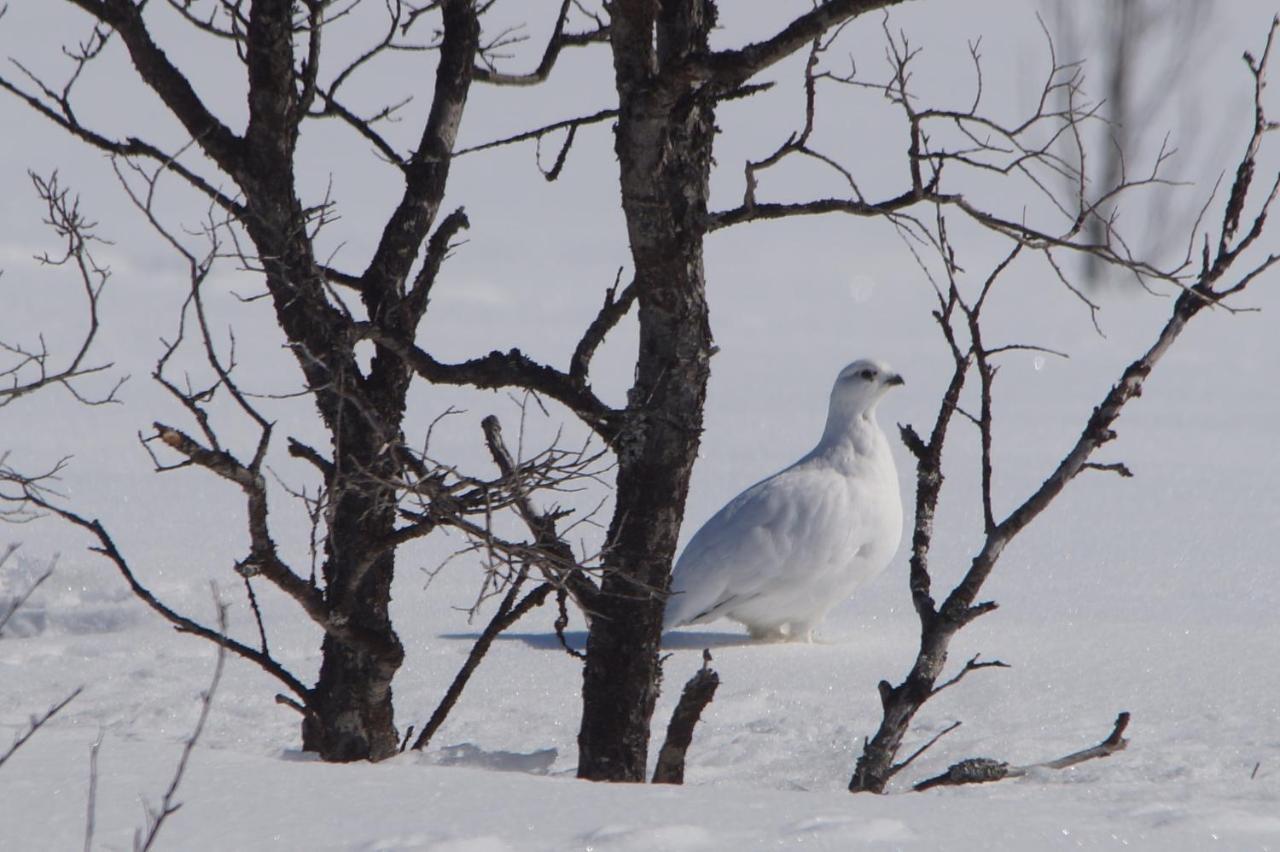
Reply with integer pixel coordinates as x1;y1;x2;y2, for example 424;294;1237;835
575;0;718;782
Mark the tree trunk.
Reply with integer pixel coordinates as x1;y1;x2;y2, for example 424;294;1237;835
236;0;474;763
242;214;411;762
577;0;717;782
302;468;406;762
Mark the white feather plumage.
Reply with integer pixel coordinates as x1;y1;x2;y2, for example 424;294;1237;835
664;358;904;642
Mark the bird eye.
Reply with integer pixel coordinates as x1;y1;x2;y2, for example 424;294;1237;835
859;368;876;380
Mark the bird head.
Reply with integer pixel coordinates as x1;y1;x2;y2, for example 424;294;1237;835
829;358;905;422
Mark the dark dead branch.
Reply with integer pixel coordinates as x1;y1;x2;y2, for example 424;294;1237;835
569;269;636;386
356;0;479;297
473;0;610;86
363;331;621;442
403;207;471;323
410;575;554;752
688;0;908;94
652;650;720;784
479;415;601;610
287;438;335;481
454;106;619;158
913;712;1130;791
1081;461;1134;478
0;64;244;215
890;720;962;776
53;1;247;180
712;10;1192;299
151;422;326;630
930;654;1010;698
8;479;311;704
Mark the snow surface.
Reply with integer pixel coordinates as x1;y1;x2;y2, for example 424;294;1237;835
3;2;1280;850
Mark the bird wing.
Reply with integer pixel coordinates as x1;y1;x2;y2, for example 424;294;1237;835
665;462;861;627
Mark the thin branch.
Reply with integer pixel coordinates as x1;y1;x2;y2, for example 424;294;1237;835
134;586;228;852
473;0;609;86
10;486;311;704
890;720;961;776
454;106;618;157
0;686;83;770
0;557;53;637
479;415;601;609
851;15;1280;794
57;0;246;178
1;173;119;408
930;654;1010;697
410;577;553;751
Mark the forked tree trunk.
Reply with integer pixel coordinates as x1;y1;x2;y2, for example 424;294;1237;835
240;0;476;763
249;237;412;762
577;0;717;782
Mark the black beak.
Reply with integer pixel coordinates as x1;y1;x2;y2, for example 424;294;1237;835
886;373;905;387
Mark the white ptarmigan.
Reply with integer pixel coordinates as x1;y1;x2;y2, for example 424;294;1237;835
663;359;905;642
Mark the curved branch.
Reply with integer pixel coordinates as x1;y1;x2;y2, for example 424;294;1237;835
0;73;245;215
64;0;246;177
569;271;636;386
687;0;907;93
474;0;610;86
361;330;621;441
29;494;311;704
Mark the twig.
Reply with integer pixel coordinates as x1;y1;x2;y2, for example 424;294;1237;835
931;654;1010;697
0;558;54;637
134;586;228;852
1081;461;1133;478
83;731;103;852
891;720;962;775
0;686;83;770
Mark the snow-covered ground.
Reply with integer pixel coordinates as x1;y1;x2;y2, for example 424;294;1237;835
3;2;1280;850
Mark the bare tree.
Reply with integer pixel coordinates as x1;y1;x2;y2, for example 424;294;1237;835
0;0;615;764
845;18;1279;793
